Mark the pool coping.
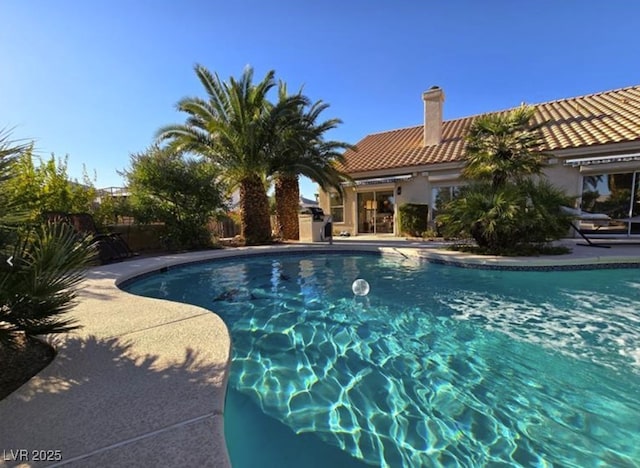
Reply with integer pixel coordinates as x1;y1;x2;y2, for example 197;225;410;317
2;241;640;467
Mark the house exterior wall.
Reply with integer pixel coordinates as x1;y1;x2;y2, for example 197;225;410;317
324;84;640;236
343;188;356;228
397;175;428;204
321;173;449;236
319;188;353;230
321;143;640;237
543;163;582;198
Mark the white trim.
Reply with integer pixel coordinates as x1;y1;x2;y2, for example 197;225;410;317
564;153;640;167
346;174;413;186
328;191;344;223
428;173;461;183
347;161;464;180
552;141;640;157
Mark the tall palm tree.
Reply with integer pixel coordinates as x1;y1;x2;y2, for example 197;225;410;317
462;105;548;190
270;84;353;240
156;65;305;245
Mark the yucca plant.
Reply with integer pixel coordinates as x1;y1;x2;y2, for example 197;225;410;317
0;131;97;349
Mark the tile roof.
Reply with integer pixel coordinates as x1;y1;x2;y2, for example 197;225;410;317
341;85;640;174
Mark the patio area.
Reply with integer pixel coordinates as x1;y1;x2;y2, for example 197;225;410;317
2;240;640;467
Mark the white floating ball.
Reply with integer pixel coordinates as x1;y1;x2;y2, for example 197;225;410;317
352;278;370;296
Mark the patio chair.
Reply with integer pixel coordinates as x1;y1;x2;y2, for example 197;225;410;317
560;206;611;248
41;211;108;264
42;211;71;224
67;213;135;263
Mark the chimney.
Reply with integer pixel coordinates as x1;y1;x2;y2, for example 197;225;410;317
422;86;445;146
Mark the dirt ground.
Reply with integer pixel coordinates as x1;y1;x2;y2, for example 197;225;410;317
0;335;55;400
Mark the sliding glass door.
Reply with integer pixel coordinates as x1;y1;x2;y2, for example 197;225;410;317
580;171;640;235
357;191;394;234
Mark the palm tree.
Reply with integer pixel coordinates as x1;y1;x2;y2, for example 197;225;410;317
157;65;305;245
0;130;96;349
463;105;548;190
438;106;572;254
269;84;353;240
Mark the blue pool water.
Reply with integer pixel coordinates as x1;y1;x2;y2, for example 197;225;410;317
124;253;640;467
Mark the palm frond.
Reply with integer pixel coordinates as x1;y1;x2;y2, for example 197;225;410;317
0;220;97;346
463;105;548;188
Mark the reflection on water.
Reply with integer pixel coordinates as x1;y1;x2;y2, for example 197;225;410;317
126;254;640;467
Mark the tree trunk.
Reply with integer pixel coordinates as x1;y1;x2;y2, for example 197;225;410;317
275;174;300;240
239;175;272;245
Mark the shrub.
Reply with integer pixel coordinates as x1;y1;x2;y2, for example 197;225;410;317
6;149;97;221
399;203;429;237
439;105;573;255
0;132;96;349
1;223;96;347
92;193;131;228
438;180;573;253
122;146;228;250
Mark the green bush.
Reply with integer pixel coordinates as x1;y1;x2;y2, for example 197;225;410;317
6;148;97;221
0;132;96;349
399;203;429;237
439;105;573;255
92;194;131;229
438;180;573;253
122;146;228;250
1;222;97;347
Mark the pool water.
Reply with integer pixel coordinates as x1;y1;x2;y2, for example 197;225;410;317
124;253;640;467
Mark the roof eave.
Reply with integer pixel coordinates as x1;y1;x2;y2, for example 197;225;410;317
550;140;640;158
347;161;466;179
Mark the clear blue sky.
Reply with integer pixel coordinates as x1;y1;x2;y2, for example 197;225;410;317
2;1;638;198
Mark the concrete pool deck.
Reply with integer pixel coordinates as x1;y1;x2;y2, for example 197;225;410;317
2;239;640;467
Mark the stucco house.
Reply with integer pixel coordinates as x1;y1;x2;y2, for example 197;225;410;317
318;85;640;238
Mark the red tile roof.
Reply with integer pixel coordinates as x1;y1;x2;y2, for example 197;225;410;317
341;85;640;174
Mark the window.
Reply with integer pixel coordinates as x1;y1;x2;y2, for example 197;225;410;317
580;172;640;234
329;192;344;223
430;186;460;220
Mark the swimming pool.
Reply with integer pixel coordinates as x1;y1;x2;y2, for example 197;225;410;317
124;252;640;467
